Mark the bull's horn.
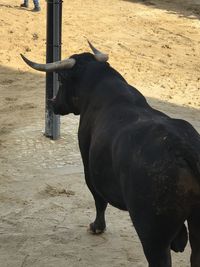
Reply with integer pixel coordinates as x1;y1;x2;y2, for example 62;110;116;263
87;40;109;62
20;54;76;72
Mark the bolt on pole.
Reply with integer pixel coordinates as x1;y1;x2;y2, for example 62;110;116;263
45;0;62;140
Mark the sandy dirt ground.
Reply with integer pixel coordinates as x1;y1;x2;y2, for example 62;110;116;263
0;0;200;266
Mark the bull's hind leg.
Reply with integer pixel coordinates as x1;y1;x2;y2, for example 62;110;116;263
137;234;172;267
129;215;173;267
129;209;186;267
143;245;171;267
188;209;200;267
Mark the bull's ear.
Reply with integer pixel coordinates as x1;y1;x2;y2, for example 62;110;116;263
87;40;109;62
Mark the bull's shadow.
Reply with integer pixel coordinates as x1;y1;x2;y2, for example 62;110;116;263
0;64;199;141
122;0;200;20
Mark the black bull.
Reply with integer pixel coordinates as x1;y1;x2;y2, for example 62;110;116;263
21;44;200;267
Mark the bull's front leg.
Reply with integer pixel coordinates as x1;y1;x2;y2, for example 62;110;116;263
79;138;108;234
84;169;107;234
84;168;108;234
89;193;108;234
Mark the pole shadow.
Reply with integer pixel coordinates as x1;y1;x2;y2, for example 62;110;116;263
122;0;200;20
0;64;199;141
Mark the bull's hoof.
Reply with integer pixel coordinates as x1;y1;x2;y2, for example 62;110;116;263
88;223;106;235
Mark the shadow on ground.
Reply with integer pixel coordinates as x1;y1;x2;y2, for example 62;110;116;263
0;65;45;138
1;0;200;19
122;0;200;20
0;64;199;142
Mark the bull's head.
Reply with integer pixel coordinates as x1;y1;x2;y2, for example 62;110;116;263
21;41;109;115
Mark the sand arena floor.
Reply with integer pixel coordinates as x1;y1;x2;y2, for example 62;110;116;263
0;0;200;266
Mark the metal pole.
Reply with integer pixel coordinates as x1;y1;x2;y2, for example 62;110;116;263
45;0;62;140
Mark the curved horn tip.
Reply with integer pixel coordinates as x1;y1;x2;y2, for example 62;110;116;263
20;54;29;63
20;54;36;68
87;39;94;49
87;40;109;62
87;40;99;54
